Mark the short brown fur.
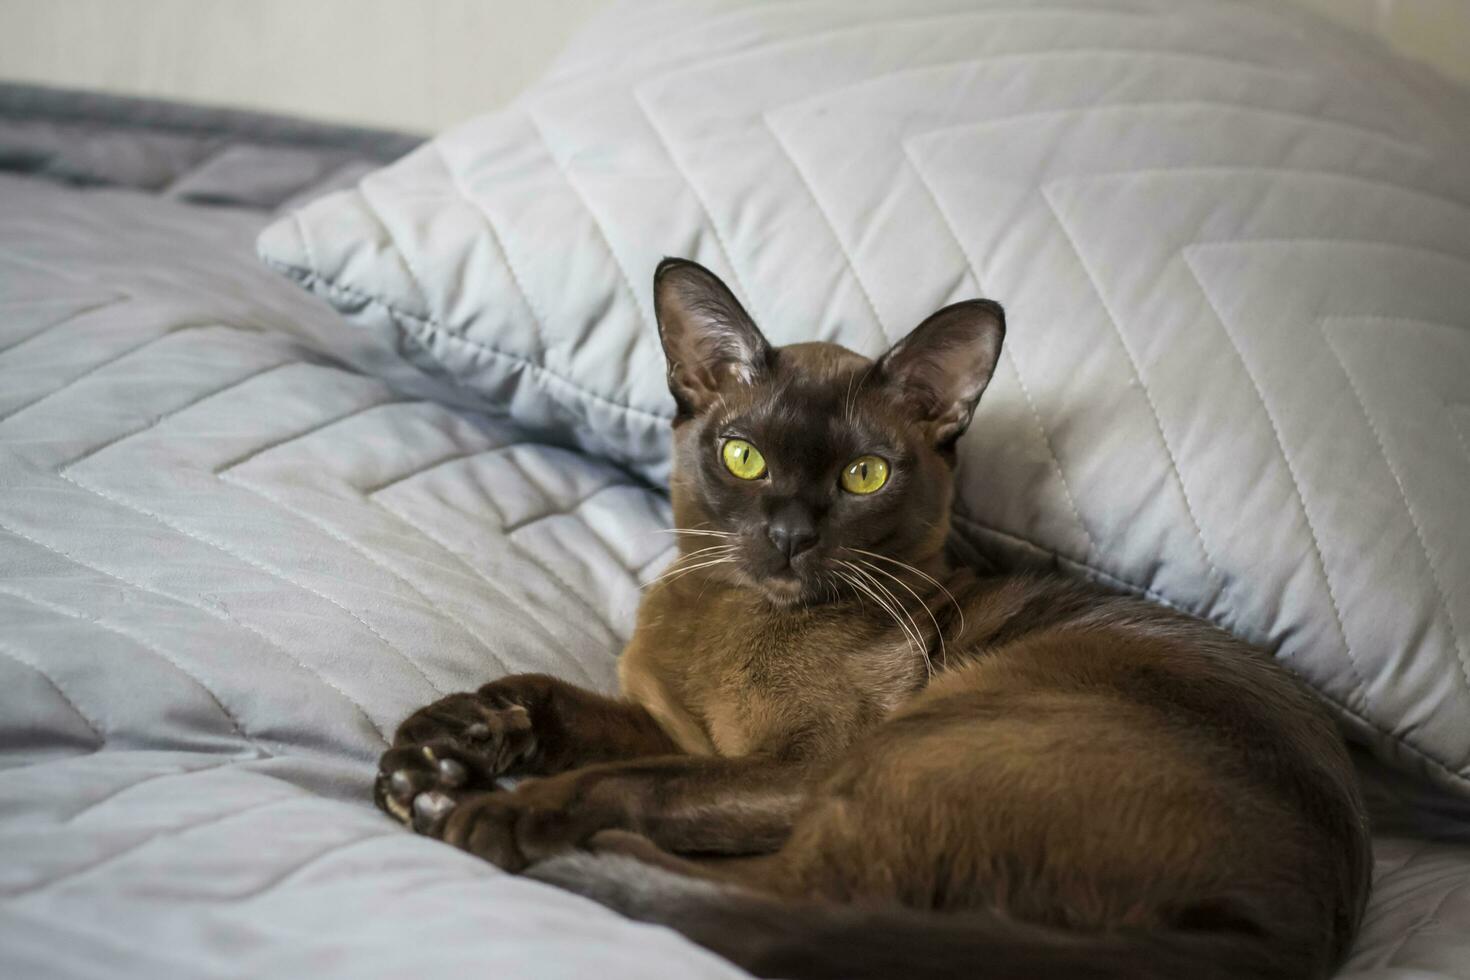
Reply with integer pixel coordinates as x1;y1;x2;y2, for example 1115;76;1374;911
377;259;1370;980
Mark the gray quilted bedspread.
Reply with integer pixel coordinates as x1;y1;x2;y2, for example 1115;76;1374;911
0;113;1468;977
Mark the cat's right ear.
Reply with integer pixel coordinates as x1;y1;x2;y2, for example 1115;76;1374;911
653;258;771;419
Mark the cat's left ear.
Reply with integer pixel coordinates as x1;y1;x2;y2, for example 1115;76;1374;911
877;299;1005;449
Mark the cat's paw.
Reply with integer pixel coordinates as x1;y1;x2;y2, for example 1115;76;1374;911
374;690;534;825
375;739;485;824
407;783;591;873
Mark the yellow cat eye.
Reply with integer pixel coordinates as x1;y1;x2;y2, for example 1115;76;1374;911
721;439;768;480
841;455;890;495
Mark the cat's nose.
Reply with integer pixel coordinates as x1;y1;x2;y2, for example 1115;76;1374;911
767;504;818;560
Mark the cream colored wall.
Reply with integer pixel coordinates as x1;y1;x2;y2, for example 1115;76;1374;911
1291;0;1470;84
0;1;1465;133
0;0;607;132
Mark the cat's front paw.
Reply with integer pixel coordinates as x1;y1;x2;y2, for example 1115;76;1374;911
407;780;595;873
374;690;534;825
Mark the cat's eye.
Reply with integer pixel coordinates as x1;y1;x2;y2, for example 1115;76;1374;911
841;455;889;495
721;439;768;480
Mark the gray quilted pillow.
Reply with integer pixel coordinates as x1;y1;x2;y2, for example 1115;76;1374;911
260;0;1470;796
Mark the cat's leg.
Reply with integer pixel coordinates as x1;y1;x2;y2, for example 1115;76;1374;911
406;753;810;872
375;673;680;826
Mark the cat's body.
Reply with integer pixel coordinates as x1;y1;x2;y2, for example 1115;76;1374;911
376;260;1370;979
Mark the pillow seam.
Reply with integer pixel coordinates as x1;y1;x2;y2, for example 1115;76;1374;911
260;254;675;427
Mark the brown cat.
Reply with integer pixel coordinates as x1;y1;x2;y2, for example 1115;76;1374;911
375;259;1370;980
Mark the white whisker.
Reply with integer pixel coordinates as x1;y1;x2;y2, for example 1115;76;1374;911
845;560;933;678
654;554;738;589
648;544;738;588
838;567;926;674
837;560;930;676
854;557;947;669
659;560;736;588
655;527;735;538
845;547;964;634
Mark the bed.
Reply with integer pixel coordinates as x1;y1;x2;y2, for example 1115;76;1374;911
3;2;1470;976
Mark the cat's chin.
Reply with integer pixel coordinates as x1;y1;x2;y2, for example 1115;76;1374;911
720;554;830;607
761;575;805;605
742;568;822;608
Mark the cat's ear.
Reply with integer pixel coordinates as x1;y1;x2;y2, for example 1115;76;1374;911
653;258;772;418
877;299;1005;449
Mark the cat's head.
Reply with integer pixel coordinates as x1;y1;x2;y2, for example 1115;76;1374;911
654;258;1004;606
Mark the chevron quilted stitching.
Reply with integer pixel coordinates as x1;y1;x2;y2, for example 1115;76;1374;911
0;318;224;425
423;143;554;355
1201;235;1470;266
630;25;1056;347
209;395;543;682
59;466;447;705
221;829;400;903
212;398;415;476
1323;322;1470;694
5;793;302;902
62;759;241;825
1048;166;1470;211
367;493;605;688
502;491;663;643
906;98;1429;160
501;480;634;535
9;302;644;703
1184;257;1372;712
1178;232;1470;741
521;109;658;338
632;17;1285;354
359;445;502;497
506;532;622;646
346;184;436;314
1377;877;1469;968
757;55;1417;586
900;141;1101;567
0;498;387;749
758;113;893;349
219;470;514;677
1040;183;1226;587
51;358;294;469
0;575;265;753
455;448;634;652
1348;835;1470;970
219;423;608;686
992;358;1098;567
625;87;765;328
0;639;104;747
529;514;657;583
0;294;128;358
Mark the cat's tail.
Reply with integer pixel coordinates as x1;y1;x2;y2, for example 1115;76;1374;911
527;850;1324;980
